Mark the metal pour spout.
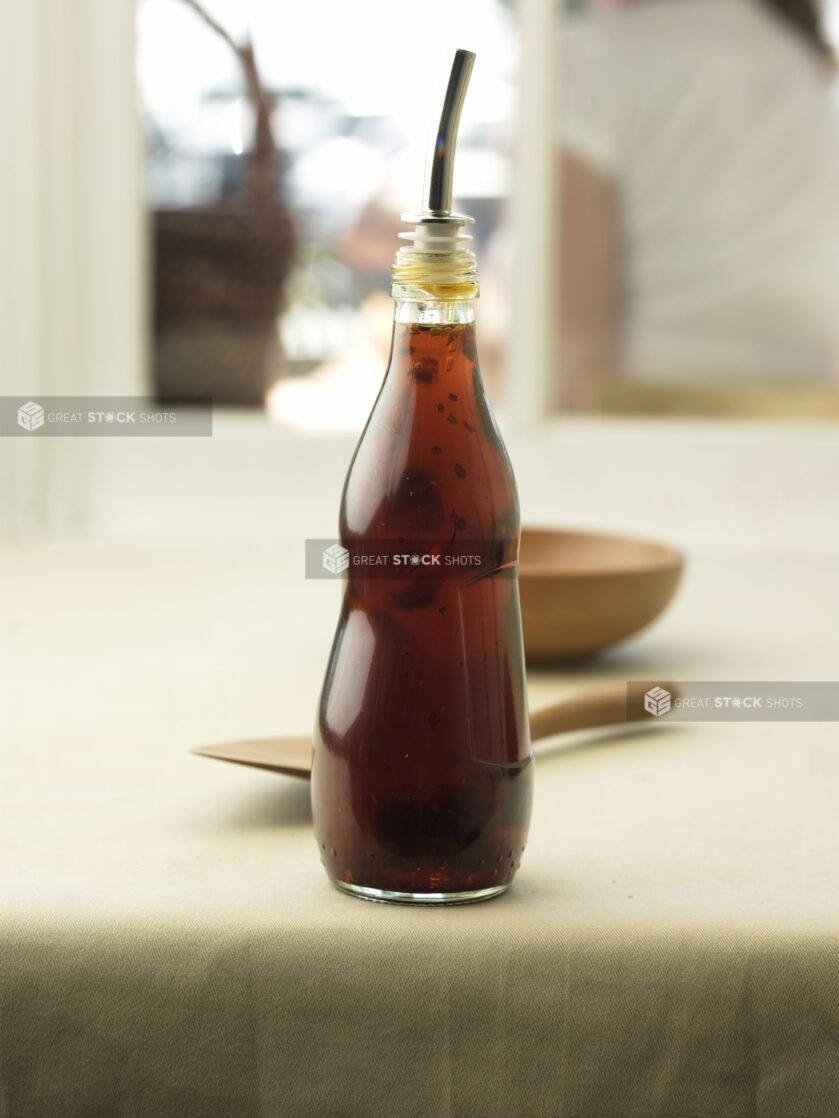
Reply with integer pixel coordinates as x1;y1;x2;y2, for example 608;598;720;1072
400;49;476;250
426;48;476;217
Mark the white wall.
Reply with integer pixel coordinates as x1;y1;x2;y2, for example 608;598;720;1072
0;0;146;538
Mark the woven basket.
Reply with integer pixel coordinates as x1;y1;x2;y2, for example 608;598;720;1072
153;9;296;406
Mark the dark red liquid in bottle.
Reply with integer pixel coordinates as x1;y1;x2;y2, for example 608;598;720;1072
312;317;532;902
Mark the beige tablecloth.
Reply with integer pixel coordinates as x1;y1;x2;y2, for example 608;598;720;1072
2;543;838;1117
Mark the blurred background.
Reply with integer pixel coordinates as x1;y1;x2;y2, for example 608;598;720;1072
138;0;518;428
137;0;839;424
2;0;839;542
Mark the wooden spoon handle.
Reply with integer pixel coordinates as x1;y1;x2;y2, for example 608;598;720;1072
193;682;672;777
530;683;629;741
530;680;679;741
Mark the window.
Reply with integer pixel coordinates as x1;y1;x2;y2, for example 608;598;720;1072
137;0;522;431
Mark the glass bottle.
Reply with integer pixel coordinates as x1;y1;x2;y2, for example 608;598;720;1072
312;49;532;904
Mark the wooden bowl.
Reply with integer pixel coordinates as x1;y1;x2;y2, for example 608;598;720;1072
519;528;683;662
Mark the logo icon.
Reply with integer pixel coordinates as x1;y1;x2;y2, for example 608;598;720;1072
322;543;350;574
17;401;44;432
644;685;671;717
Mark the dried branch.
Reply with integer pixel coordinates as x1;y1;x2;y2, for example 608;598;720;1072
176;0;276;205
177;0;238;56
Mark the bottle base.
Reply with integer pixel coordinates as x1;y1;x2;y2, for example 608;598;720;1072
332;880;509;906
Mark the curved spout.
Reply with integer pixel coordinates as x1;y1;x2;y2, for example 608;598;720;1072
426;49;476;217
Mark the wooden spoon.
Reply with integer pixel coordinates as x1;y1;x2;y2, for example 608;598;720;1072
191;681;663;779
519;528;684;662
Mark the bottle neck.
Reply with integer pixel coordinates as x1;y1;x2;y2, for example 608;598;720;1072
393;298;476;327
387;300;480;400
391;241;479;310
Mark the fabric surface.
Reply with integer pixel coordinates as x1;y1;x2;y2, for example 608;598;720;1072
2;543;839;1117
561;0;839;382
